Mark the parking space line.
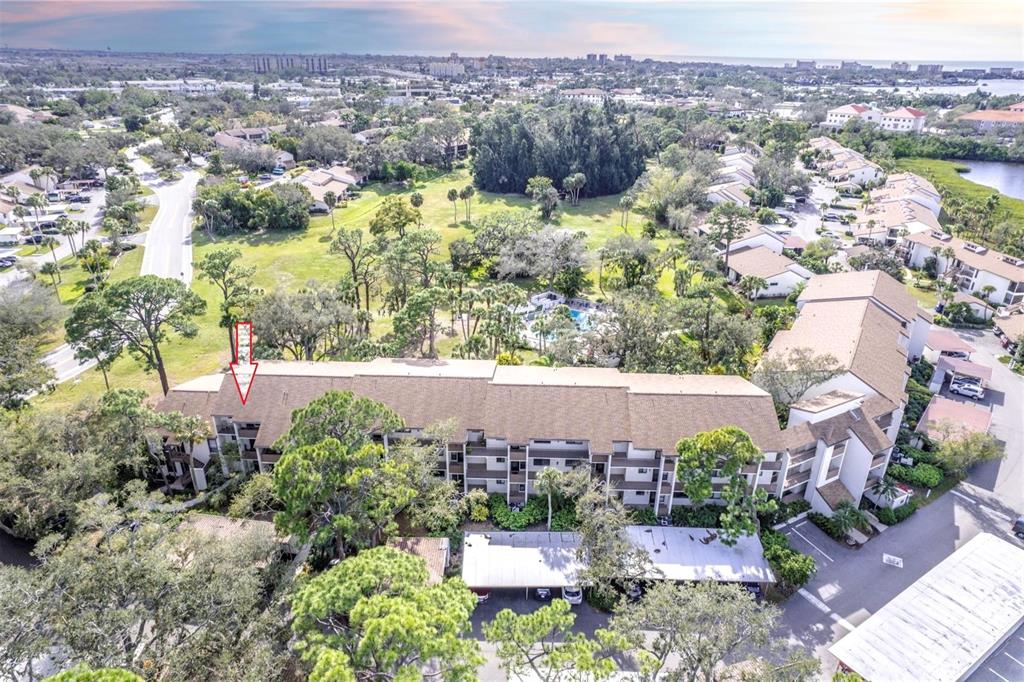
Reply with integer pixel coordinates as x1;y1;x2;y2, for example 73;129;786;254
951;489;1013;523
1005;653;1024;668
988;668;1010;682
796;589;854;632
789;527;834;563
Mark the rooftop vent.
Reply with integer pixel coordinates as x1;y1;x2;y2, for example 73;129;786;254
931;231;952;242
1003;256;1024;267
963;242;988;255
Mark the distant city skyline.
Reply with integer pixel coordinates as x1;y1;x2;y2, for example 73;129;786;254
1;1;1020;64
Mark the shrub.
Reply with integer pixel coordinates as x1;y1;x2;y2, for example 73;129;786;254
807;511;845;540
876;498;918;525
910;359;934;385
550;507;579;532
759;498;811;527
467;490;490;522
489;494;545;530
630;508;658;526
887;463;943;488
584;587;619;612
671;504;723;528
761;530;816;588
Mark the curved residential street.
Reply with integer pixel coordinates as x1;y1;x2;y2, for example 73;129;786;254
42;146;202;382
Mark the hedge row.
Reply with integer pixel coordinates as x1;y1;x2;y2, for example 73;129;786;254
488;494;546;530
887;463;943;488
876;499;918;525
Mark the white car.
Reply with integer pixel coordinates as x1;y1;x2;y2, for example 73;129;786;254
562;585;583;605
949;380;985;400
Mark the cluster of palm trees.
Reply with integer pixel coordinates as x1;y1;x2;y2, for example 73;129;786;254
446;185;475;224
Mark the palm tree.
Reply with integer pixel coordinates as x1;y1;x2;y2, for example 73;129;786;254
2;184;21;204
57;216;78;257
737;275;767;300
459;185;475;223
410;191;424;227
323;190;337;236
831;502;870;537
40;236;60;266
619;195;634;231
447;188;459;224
535;466;563;530
871;477;900;506
980;284;996;309
940;246;956;278
39;261;61;299
76;219;90;245
25;193;47;224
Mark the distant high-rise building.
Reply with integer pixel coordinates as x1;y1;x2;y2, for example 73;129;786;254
598;54;608;63
891;61;910;72
795;60;816;70
254;55;327;74
841;61;865;71
989;67;1014;76
613;54;632;62
586;53;597;62
916;64;943;76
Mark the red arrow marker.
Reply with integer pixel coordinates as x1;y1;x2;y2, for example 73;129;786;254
230;321;258;405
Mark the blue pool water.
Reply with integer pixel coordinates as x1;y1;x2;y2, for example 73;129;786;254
569;308;592;330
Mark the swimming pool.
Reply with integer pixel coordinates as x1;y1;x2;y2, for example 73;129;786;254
569;308;592;330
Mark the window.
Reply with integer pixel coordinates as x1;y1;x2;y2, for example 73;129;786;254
533;440;550;444
518;484;526;492
497;480;506;485
638;468;649;474
533;458;550;466
495;457;506;463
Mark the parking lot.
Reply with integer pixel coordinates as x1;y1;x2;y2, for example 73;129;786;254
966;622;1024;682
468;588;609;637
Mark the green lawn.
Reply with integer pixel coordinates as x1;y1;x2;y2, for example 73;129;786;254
38;169;659;409
894;157;1024;229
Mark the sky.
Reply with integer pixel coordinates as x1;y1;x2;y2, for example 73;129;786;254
1;0;1021;64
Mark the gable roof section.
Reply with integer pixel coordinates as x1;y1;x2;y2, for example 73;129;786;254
798;270;923;324
767;299;909;406
728;246;803;279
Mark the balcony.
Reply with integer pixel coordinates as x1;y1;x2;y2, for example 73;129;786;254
237;427;259;439
789;449;816;466
240;448;258;461
465;463;505;479
609;474;657;491
467;446;508;459
870;453;889;468
785;469;812;488
761;459;783;471
261;451;281;465
448;460;464;474
609;455;660;469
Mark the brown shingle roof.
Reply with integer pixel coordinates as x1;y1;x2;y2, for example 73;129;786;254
160;358;784;454
727;246;802;279
767;299;909;406
798;270;924;324
388;537;450;585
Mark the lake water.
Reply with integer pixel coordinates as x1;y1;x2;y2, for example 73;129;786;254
959;160;1024;200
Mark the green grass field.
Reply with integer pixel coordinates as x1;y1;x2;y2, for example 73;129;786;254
39;169;653;409
894;157;1024;228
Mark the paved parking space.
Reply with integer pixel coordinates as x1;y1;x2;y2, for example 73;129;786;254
966;624;1024;682
468;588;609;637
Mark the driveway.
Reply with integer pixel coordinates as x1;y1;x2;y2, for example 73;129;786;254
778;490;1023;679
947;329;1024;510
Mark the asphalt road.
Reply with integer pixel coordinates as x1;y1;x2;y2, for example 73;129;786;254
40;146;201;383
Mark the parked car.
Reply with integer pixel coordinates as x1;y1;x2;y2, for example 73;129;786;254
24;234;42;245
821;230;842;239
258;173;272;181
562;586;583;605
1013;516;1024;539
940;350;970;359
271;166;286;175
823;213;842;222
534;588;552;601
795;196;807;204
471;588;491;603
46;192;61;202
949;379;985;400
69;195;91;203
0;256;17;268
